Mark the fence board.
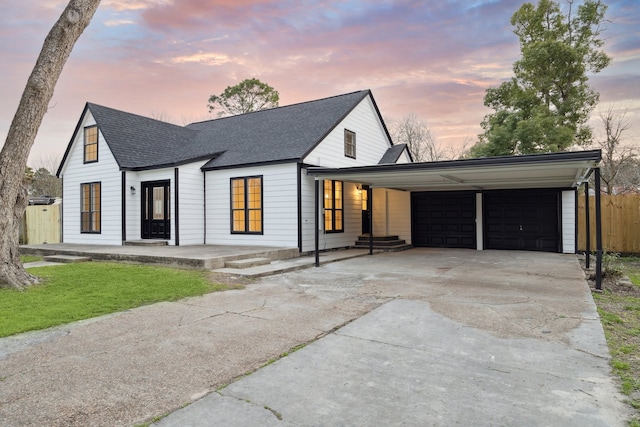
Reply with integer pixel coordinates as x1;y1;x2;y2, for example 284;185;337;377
577;194;640;254
25;204;61;244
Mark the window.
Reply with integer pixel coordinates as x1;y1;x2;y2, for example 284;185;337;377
81;182;101;233
324;180;343;232
344;129;356;159
231;176;263;233
84;125;98;163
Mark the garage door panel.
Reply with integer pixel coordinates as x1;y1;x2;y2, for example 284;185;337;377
484;190;559;253
412;191;476;249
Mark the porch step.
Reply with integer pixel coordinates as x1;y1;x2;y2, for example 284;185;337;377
43;255;91;263
124;240;168;246
354;235;412;252
357;235;400;242
224;257;272;269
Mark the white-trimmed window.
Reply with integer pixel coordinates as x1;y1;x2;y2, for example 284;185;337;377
344;129;356;159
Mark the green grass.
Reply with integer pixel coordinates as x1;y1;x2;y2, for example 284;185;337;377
0;262;237;337
20;255;42;263
593;256;640;426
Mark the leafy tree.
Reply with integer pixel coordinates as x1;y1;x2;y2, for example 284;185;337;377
207;78;279;117
470;0;611;157
0;0;100;290
29;167;62;197
594;106;638;194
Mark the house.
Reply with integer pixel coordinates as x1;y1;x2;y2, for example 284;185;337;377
57;89;601;257
56;90;411;252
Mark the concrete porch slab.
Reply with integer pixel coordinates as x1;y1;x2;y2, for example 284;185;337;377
20;244;299;270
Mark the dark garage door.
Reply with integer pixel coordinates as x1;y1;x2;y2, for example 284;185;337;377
412;191;476;248
484;189;560;252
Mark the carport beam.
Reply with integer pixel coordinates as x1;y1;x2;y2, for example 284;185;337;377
594;168;602;290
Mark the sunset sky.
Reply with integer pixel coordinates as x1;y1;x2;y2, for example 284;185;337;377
1;0;638;167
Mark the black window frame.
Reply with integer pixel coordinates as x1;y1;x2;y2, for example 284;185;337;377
230;176;263;234
323;179;344;233
344;129;356;159
83;125;98;164
80;181;101;234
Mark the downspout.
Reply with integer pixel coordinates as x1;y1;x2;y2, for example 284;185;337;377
121;171;126;243
297;163;302;252
174;168;180;246
315;179;320;267
203;170;207;245
594;168;602;290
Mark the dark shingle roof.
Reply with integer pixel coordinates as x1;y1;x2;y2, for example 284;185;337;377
61;90;378;172
379;144;408;164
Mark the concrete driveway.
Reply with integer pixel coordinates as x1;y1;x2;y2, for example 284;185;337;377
0;249;630;426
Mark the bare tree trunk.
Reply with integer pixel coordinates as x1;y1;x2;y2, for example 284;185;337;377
0;0;100;290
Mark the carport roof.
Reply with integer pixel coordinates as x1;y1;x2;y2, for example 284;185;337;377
307;150;601;191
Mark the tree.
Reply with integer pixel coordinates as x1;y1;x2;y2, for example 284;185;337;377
389;113;443;162
0;0;100;290
29;167;62;198
594;106;638;194
470;0;611;157
207;78;279;117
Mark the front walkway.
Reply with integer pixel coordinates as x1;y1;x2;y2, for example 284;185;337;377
1;249;629;426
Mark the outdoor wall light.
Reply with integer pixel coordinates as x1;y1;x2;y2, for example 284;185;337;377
130;186;136;195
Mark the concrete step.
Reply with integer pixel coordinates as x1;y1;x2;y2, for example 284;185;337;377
124;240;168;246
353;243;413;252
357;235;400;242
224;257;271;269
354;239;406;247
43;255;92;263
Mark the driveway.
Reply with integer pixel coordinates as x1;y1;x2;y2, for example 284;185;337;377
0;249;629;426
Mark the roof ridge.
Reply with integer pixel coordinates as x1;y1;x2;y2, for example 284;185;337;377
188;89;370;126
87;102;190;130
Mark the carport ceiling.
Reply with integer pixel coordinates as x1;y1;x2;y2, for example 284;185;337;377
307;150;601;191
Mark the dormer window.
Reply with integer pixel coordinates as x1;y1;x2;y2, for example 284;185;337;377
344;129;356;159
84;125;98;163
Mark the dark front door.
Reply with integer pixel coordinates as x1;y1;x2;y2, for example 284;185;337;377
484;189;560;252
361;185;370;234
142;181;170;240
411;191;476;248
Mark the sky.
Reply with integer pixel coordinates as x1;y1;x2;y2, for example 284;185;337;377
1;0;639;168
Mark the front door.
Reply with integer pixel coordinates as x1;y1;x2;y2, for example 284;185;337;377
142;181;170;240
361;185;370;234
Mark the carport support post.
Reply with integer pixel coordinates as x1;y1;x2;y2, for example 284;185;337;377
368;186;373;255
594;168;602;290
584;181;590;269
315;179;320;267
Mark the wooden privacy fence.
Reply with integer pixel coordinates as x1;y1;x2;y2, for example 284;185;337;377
19;204;61;245
577;194;640;255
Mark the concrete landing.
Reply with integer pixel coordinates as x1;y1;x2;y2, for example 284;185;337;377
43;255;91;263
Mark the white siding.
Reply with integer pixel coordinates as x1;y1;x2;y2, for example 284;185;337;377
562;190;576;254
59;111;122;245
206;163;299;247
395;149;412;164
371;189;411;243
476;192;483;250
177;162;207;245
300;172;316;252
124;170;141;242
303;96;392;167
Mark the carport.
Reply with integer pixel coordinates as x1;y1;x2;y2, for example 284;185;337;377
307;149;604;288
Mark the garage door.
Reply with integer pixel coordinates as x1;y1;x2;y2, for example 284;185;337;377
484;189;560;252
411;191;476;248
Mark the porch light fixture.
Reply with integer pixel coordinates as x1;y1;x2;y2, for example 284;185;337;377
130;185;136;195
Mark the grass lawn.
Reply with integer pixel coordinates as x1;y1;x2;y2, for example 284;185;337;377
20;255;43;263
591;256;640;427
0;262;241;338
